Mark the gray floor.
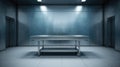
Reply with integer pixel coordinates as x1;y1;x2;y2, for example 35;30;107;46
0;46;120;67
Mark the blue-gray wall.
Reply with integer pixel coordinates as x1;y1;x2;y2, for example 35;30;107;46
18;5;103;46
0;1;16;50
105;0;120;51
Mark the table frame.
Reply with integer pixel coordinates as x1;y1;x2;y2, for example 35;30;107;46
37;40;80;56
31;35;88;56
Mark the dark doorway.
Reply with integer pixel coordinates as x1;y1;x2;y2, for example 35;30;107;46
6;16;16;48
106;16;115;48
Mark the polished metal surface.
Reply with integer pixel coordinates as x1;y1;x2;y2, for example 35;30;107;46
31;35;88;56
31;35;88;40
41;48;78;52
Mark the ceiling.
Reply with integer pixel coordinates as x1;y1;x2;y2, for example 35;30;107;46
11;0;108;5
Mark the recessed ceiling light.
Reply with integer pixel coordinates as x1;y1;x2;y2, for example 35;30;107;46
37;0;42;2
81;0;86;2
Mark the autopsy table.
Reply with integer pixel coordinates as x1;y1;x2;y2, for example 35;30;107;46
31;35;88;56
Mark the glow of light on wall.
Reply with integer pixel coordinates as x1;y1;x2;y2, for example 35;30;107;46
75;6;82;11
81;0;86;2
37;0;42;2
44;12;80;34
40;6;47;11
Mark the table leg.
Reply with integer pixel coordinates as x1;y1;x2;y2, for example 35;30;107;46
77;40;80;56
38;41;40;55
42;40;44;49
75;40;77;49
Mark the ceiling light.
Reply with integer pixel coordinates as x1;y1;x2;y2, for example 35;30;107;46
81;0;86;2
37;0;42;2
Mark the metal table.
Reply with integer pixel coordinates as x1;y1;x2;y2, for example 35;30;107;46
31;35;88;56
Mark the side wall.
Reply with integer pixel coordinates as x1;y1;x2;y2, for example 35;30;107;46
0;1;16;50
105;0;120;51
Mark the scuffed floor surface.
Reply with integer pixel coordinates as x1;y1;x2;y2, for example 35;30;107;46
0;46;120;67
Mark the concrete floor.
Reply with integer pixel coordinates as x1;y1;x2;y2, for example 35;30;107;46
0;47;120;67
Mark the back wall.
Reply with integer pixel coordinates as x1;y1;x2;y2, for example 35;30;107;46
18;5;103;46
